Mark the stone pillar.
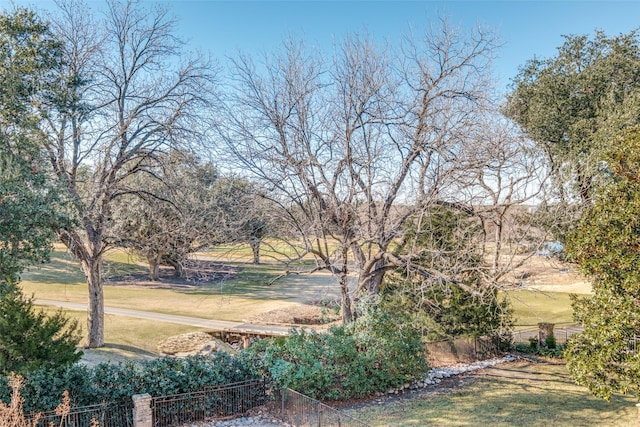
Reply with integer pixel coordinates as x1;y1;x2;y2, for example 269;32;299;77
538;322;555;348
132;393;152;427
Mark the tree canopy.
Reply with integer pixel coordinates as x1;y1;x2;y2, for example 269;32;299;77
217;20;542;322
0;7;81;373
564;128;640;400
0;8;66;283
109;154;269;278
506;30;640;206
37;0;218;347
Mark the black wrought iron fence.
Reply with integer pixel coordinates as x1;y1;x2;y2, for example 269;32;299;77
276;388;370;427
34;400;133;427
152;379;267;427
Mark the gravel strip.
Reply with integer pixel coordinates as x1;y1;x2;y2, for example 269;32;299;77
413;354;517;389
182;415;291;427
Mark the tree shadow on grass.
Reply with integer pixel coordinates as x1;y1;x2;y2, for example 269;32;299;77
353;362;637;427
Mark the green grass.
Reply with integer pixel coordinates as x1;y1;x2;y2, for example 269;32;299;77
23;247;329;358
349;362;637;426
23;248;578;328
22;246;581;361
36;306;208;358
21;249;307;321
506;290;576;329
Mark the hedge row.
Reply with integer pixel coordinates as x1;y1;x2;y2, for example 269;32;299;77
0;353;255;413
1;307;430;410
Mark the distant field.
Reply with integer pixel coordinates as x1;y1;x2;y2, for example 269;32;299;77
507;290;576;328
20;247;336;322
200;239;332;263
21;246;586;355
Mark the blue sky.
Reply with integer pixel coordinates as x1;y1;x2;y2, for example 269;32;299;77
5;1;640;94
164;0;640;93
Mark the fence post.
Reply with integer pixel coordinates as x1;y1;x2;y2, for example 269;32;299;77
281;389;285;421
537;322;555;347
132;393;153;427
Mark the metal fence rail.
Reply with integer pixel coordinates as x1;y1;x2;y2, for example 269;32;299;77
34;400;133;427
152;379;267;427
276;388;370;427
511;325;584;344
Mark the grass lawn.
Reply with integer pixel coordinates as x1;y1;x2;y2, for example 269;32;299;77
21;246;581;357
506;290;576;329
349;362;637;427
21;247;337;355
36;306;209;361
25;248;574;327
20;248;322;322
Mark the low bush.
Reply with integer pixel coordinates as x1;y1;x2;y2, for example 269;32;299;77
513;340;565;359
242;305;428;400
0;374;77;427
0;353;256;413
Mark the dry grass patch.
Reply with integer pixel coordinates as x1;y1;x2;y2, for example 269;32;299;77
21;248;314;322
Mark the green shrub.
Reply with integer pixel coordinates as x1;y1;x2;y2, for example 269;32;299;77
0;353;256;413
0;284;82;375
513;342;565;359
545;333;557;349
243;305;428;400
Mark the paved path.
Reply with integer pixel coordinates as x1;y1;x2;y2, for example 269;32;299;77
35;299;292;336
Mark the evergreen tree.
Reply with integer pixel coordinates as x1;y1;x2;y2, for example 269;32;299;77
506;31;640;206
0;285;81;374
565;128;640;400
382;207;512;340
0;7;81;374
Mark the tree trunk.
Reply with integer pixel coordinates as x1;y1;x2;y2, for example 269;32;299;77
80;256;105;348
340;273;353;324
493;220;502;274
174;262;184;278
163;256;185;277
365;260;386;295
58;229;106;349
147;253;161;281
249;238;260;264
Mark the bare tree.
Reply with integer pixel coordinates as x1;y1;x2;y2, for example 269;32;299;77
217;20;502;322
108;153;221;280
454;116;552;284
40;0;217;347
